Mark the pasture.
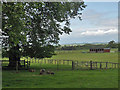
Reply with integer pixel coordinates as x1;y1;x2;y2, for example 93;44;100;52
50;49;118;62
2;69;118;88
2;48;119;88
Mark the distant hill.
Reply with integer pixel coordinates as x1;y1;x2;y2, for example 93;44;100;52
61;42;108;46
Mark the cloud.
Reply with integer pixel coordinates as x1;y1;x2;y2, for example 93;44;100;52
81;29;118;36
82;9;118;28
59;3;118;44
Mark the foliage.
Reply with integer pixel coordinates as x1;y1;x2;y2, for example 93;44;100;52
106;40;118;48
56;44;107;50
56;41;118;50
2;2;86;59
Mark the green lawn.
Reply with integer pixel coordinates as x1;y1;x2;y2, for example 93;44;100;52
2;49;119;88
2;67;118;88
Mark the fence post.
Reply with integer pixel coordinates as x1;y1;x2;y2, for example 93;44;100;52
90;61;92;70
77;61;78;67
106;62;108;69
16;61;18;73
28;61;30;69
35;58;36;63
67;60;69;65
41;59;43;64
96;62;97;69
51;60;53;64
44;59;46;64
100;62;102;69
57;60;59;70
32;58;33;63
115;64;116;68
72;61;74;70
27;61;28;69
38;59;39;63
55;60;56;64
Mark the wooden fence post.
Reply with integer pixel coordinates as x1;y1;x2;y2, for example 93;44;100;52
55;60;56;64
28;61;30;68
96;62;97;69
52;60;53;64
57;60;59;70
60;60;61;64
90;61;92;70
27;61;28;69
32;58;33;63
48;60;49;64
115;64;116;68
41;60;43;64
38;59;39;63
16;61;18;73
106;62;108;69
44;59;46;64
112;63;113;68
100;62;102;69
35;58;36;63
77;61;78;67
72;61;74;70
63;60;64;65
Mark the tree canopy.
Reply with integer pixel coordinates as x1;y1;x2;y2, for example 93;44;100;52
2;2;87;59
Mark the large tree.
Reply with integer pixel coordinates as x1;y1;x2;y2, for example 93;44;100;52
2;2;86;68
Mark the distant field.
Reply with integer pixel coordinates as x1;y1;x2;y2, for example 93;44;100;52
49;48;118;63
1;48;118;63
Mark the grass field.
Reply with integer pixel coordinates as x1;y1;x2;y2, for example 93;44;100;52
49;49;118;62
2;48;119;88
2;68;118;88
1;48;118;63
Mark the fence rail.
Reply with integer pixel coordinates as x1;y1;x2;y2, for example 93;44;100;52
73;61;120;70
28;58;120;70
1;60;30;69
1;59;120;70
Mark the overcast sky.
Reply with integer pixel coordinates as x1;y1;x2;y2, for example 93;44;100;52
59;2;118;45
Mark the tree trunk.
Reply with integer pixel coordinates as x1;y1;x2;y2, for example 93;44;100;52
8;44;21;69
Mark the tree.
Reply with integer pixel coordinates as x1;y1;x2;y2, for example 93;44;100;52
2;2;86;68
106;40;117;48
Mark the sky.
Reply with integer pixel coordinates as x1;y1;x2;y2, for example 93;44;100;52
59;2;118;45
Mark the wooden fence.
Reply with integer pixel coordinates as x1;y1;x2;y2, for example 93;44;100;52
28;59;73;70
73;61;120;70
27;58;120;70
1;60;30;69
1;59;120;70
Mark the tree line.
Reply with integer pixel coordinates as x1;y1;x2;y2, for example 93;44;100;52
56;40;119;50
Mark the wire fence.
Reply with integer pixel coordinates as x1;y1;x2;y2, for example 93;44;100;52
1;59;120;70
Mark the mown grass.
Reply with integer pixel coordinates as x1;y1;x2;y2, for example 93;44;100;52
2;66;118;88
2;48;119;88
